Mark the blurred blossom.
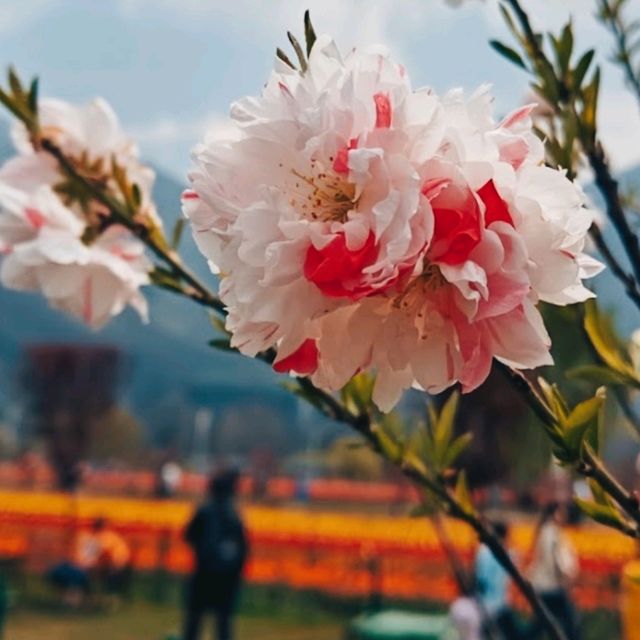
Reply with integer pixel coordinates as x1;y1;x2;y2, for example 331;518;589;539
0;97;153;327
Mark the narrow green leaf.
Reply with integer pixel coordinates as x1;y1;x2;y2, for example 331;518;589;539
171;217;186;250
304;10;317;57
581;66;601;133
563;389;605;457
556;22;574;75
28;77;39;114
276;47;296;70
441;432;473;469
7;66;23;99
489;40;527;70
572;49;595;90
575;497;628;530
131;183;142;209
584;300;637;382
454;471;474;516
373;424;403;463
566;364;629;386
287;32;308;73
434;391;459;464
499;3;516;33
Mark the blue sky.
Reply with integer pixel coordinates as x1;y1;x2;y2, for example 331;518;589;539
1;0;639;181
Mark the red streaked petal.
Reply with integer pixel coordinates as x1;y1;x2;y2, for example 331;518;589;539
374;92;392;129
24;207;46;229
332;138;358;175
477;180;513;227
304;231;378;299
273;339;318;375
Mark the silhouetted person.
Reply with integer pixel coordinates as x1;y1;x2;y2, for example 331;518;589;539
527;502;580;640
183;469;248;640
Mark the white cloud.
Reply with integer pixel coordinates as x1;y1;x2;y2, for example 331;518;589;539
116;0;462;60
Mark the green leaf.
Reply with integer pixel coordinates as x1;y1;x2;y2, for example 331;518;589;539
498;3;517;34
489;40;527;70
554;22;574;75
372;423;403;463
584;300;638;383
7;66;23;99
581;66;601;133
340;372;375;414
563;389;605;457
566;364;629;386
575;497;628;530
287;31;308;73
131;183;142;209
441;432;473;469
171;217;186;250
434;392;459;464
276;47;296;70
28;77;39;115
572;49;595;90
454;470;474;516
303;10;317;57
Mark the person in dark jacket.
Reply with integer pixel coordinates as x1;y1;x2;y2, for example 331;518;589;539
183;468;248;640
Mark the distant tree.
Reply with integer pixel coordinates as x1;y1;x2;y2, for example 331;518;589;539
20;344;121;490
88;406;145;464
325;436;384;481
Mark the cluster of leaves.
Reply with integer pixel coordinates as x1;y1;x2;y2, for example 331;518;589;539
534;377;640;534
0;67;39;139
276;10;317;72
596;0;640;103
492;6;600;174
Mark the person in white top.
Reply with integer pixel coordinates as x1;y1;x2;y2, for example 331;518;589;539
527;502;581;639
449;591;483;640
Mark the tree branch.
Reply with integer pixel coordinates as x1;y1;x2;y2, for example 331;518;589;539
506;0;640;287
40;139;225;316
596;0;640;108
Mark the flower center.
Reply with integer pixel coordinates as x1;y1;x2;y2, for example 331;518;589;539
289;166;356;223
392;263;445;310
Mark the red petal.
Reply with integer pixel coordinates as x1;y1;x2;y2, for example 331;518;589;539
273;339;318;375
332;138;358;175
304;232;378;298
25;207;46;229
477;180;513;227
374;92;392;129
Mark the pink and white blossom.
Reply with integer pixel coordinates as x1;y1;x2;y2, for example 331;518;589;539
0;96;156;327
184;36;603;410
0;184;150;328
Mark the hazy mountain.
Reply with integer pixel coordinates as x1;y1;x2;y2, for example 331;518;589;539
0;125;305;451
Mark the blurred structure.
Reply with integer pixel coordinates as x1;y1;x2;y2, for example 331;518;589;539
19;344;121;491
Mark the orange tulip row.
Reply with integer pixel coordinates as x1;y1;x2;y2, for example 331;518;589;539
0;490;632;609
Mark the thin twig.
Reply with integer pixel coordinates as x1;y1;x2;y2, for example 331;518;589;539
596;0;640;108
40;139;225;315
589;225;640;312
507;0;640;289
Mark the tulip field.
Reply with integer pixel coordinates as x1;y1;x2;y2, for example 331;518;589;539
0;488;633;612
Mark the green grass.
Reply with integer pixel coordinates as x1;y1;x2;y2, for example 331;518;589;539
5;602;344;640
